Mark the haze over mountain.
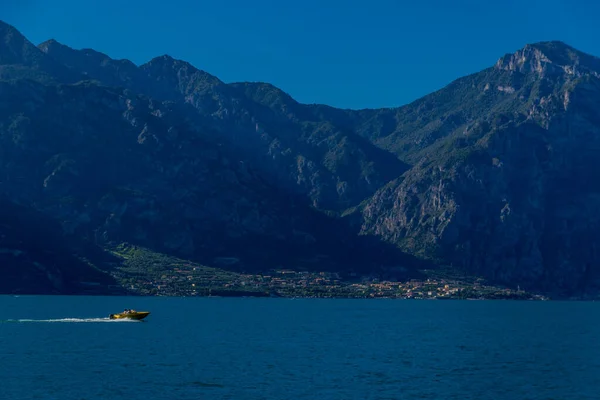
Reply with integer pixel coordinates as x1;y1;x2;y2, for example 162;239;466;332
2;20;600;297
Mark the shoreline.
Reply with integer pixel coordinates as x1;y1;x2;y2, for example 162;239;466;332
1;289;560;300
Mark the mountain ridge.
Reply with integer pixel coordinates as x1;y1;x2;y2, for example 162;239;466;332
2;18;600;297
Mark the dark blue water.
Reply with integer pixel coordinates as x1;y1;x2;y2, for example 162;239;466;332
1;296;599;399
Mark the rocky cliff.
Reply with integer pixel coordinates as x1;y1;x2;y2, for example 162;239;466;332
2;19;600;297
358;42;600;296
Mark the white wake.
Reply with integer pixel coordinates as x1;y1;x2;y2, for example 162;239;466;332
3;317;142;323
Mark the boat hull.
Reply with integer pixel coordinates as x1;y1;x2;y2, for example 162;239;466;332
109;311;150;320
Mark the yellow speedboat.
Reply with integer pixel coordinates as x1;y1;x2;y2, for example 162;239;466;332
109;309;150;320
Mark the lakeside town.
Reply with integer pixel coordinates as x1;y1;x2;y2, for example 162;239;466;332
101;245;549;300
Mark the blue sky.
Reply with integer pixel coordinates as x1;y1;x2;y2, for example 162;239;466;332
2;0;600;109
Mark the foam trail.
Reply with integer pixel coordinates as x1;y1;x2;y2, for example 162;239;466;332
2;317;142;323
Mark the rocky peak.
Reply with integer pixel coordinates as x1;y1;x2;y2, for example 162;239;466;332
40;38;137;69
496;41;600;78
141;55;223;96
0;20;43;65
231;81;299;108
37;38;144;92
141;55;194;75
38;39;83;65
37;38;62;52
0;20;79;83
0;19;21;40
143;55;220;80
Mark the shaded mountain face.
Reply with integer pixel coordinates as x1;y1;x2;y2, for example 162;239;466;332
0;78;410;275
37;37;409;211
0;197;118;294
2;18;600;296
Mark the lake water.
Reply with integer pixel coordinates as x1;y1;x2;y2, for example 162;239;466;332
0;296;599;400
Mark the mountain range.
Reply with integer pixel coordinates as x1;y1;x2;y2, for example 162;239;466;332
2;20;600;297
